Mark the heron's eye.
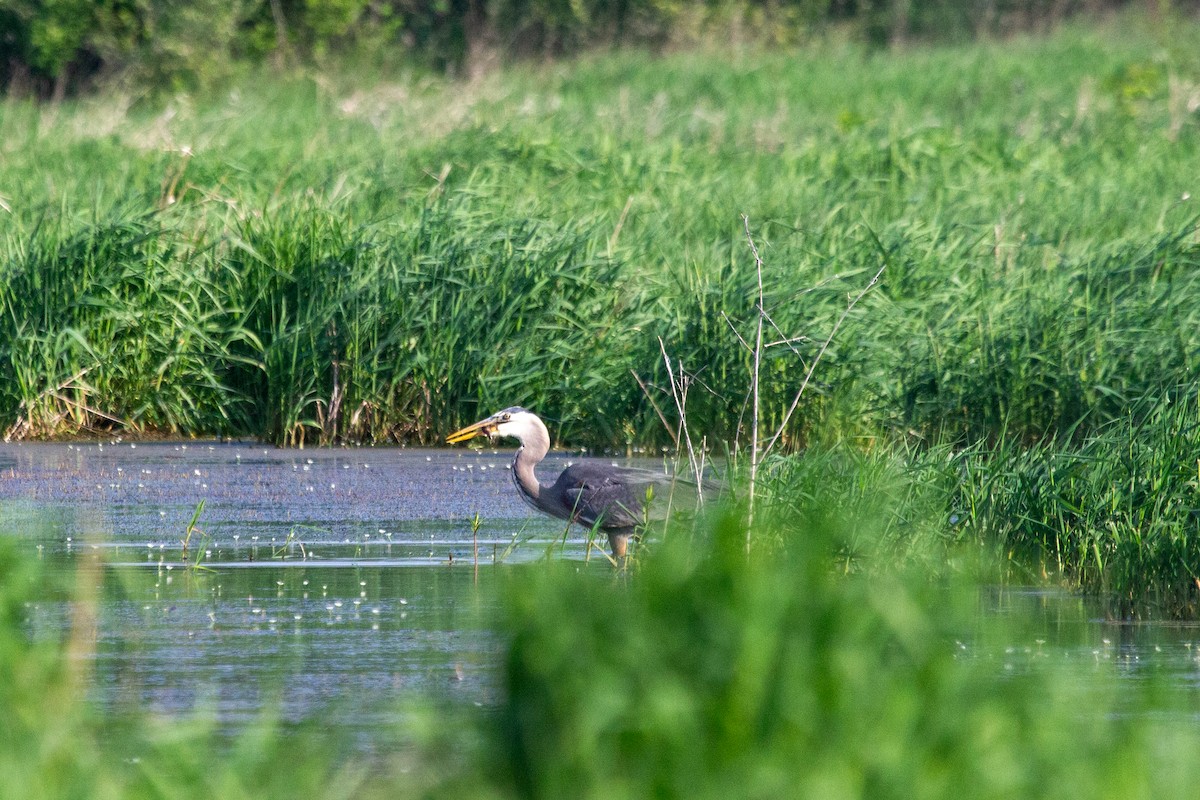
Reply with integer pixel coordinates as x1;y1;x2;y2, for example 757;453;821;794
501;413;511;421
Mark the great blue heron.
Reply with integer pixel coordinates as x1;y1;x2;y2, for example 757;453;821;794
446;406;701;560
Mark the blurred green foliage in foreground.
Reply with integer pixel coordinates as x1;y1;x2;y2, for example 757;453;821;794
4;494;1200;799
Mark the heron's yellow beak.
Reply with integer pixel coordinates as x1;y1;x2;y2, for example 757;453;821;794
446;418;495;444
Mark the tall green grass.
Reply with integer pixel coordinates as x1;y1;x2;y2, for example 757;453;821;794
0;211;259;438
3;14;1200;605
223;200;637;444
952;386;1200;615
2;13;1199;447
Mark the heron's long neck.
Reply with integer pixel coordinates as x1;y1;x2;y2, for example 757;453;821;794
512;418;550;502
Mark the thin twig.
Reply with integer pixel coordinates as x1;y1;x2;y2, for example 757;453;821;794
743;214;765;550
762;262;885;457
721;311;754;352
658;337;702;494
630;369;677;446
761;306;809;362
764;335;810;348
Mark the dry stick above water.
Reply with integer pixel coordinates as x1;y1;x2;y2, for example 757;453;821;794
743;216;766;543
652;341;710;540
735;216;886;550
658;336;703;489
630;368;678;447
649;218;883;550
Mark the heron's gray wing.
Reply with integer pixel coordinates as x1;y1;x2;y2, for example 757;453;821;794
562;482;646;529
596;465;725;496
555;462;721;529
556;464;661;530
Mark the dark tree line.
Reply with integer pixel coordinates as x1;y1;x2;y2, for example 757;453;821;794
0;0;1178;98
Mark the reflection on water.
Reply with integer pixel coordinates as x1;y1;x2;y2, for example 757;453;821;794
4;442;1200;745
69;563;497;751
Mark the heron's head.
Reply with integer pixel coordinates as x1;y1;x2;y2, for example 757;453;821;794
446;407;541;445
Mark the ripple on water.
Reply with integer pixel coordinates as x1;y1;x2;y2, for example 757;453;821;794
0;441;643;747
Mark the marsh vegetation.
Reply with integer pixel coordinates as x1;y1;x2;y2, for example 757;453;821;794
2;8;1200;797
3;11;1200;610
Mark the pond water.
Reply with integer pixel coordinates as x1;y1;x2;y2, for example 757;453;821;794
0;440;627;750
2;441;1200;748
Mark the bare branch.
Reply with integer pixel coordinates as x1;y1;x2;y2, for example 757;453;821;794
630;369;677;446
659;337;703;493
721;311;754;353
743;214;766;550
761;307;810;364
765;336;811;348
762;262;885;457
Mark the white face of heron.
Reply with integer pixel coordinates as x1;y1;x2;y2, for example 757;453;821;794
489;409;541;443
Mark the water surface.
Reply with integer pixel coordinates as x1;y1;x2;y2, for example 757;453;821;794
0;440;629;749
3;441;1200;746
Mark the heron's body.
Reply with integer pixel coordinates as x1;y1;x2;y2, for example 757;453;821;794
447;407;684;559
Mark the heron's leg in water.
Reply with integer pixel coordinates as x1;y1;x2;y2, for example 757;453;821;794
608;530;631;560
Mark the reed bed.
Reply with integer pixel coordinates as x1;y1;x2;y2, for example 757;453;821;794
2;13;1200;607
1;15;1197;447
951;387;1200;615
